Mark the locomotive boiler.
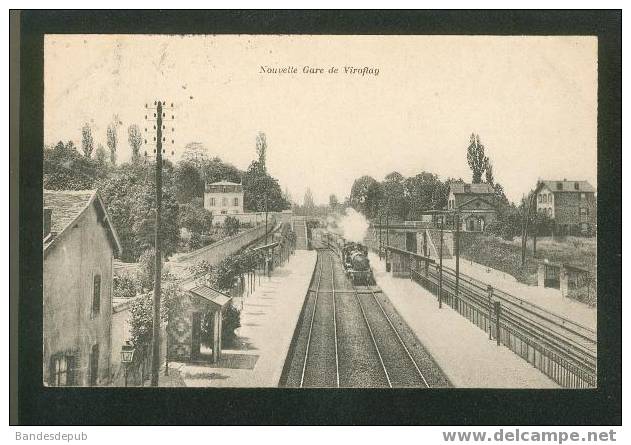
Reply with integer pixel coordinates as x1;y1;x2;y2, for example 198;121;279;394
341;242;375;286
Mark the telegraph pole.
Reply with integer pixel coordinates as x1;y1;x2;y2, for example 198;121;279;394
265;194;269;244
385;210;391;272
151;101;163;387
144;100;175;387
454;210;461;313
379;212;383;259
439;216;444;309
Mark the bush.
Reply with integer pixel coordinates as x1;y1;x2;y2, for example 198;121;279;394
223;216;240;236
113;273;140;299
128;278;184;359
500;223;515;241
189;232;203;250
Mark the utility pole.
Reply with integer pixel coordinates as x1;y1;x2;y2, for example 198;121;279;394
144;100;174;387
439;216;443;309
378;211;383;259
385;210;391;272
454;210;460;313
264;194;268;244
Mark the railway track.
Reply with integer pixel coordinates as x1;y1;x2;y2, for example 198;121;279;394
281;246;450;388
413;264;596;387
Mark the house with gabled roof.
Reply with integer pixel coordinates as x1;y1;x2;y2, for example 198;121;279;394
43;189;122;386
446;182;498;232
535;179;596;236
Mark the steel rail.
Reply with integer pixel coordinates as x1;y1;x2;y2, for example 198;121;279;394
300;253;324;388
428;269;597;360
367;287;430;388
417;268;596;385
354;290;392;388
435;263;595;340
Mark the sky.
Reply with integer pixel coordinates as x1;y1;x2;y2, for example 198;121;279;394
44;35;597;205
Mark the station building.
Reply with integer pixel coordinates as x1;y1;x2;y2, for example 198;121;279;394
446;182;498;232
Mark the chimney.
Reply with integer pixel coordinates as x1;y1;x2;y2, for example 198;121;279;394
43;208;52;238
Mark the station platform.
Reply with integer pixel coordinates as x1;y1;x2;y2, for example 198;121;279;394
175;250;317;387
369;253;558;388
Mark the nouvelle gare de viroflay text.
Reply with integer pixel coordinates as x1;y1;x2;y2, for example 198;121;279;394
259;65;380;76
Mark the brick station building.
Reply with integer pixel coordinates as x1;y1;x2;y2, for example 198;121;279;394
535;180;596;236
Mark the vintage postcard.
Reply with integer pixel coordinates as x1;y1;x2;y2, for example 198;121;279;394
41;33;599;391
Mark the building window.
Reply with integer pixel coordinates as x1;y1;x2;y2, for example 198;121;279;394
89;344;99;386
557;182;563;190
233;197;239;207
574;182;579;190
548;208;552;217
49;353;76;386
581;193;586;200
209;197;216;207
579;207;589;217
222;197;228;207
92;274;101;318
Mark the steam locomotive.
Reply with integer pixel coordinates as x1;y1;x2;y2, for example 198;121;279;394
341;242;375;285
323;232;375;285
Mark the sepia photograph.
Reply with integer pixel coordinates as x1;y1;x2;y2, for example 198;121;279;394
11;8;622;428
41;33;598;389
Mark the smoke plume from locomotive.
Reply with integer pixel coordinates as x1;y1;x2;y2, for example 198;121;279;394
337;208;369;243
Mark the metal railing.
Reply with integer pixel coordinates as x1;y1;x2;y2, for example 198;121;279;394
407;256;596;388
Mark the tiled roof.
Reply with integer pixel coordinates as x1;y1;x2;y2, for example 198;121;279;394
44;189;96;235
449;183;495;194
43;189;122;255
540;180;595;193
189;285;232;309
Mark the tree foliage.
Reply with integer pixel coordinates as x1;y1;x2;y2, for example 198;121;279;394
44;141;104;190
381;171;408;220
404;172;449;219
128;276;183;359
328;194;339;211
81;123;94;158
484;157;494;185
242;160;289;212
128;124;143;163
107;123;118;165
349;175;383;219
98;162;179;261
255;132;267;173
179;201;213;236
466;133;487;184
174;161;204;203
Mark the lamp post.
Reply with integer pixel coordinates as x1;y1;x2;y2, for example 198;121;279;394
120;341;135;387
